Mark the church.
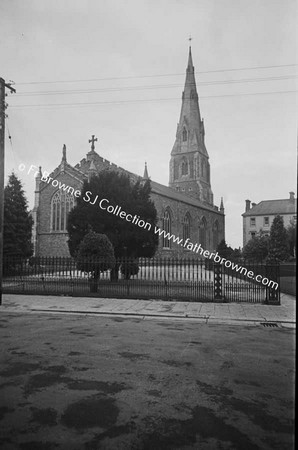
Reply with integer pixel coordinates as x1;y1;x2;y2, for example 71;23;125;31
31;47;225;258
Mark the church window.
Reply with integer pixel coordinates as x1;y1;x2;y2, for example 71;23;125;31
190;161;194;178
183;214;191;242
199;217;207;249
212;221;219;250
182;127;187;142
174;161;179;180
181;158;188;175
162;210;172;248
51;191;74;232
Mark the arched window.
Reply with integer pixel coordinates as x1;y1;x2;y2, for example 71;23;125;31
51;191;75;232
173;161;179;180
183;214;191;242
182;127;187;142
181;158;188;175
212;221;219;250
190;89;195;99
162;209;171;248
199;217;207;249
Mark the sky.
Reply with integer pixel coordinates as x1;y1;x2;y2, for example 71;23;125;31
0;0;297;248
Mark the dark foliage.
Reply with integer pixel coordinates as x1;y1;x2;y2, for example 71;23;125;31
76;231;115;291
3;172;33;259
67;171;159;259
242;234;269;263
286;219;296;258
267;215;290;262
216;239;234;260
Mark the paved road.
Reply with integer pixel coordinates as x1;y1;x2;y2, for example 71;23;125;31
0;311;295;450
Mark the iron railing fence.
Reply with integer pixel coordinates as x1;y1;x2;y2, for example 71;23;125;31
2;256;280;304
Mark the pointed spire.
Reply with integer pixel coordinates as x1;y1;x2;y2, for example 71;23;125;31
62;144;67;162
187;45;194;72
143;162;149;179
35;166;42;181
220;197;224;212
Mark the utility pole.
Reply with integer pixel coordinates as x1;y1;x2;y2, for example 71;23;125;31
0;78;16;305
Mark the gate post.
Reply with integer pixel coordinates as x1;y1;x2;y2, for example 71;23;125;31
265;262;280;305
214;263;223;301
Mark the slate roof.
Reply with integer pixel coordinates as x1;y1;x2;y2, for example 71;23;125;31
243;198;297;217
150;179;221;214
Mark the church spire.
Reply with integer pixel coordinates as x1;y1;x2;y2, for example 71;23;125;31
169;46;213;205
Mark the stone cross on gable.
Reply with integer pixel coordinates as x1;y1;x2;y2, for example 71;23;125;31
89;134;98;152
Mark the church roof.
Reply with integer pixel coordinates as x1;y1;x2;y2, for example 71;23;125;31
74;151;222;215
243;198;297;216
150;179;221;214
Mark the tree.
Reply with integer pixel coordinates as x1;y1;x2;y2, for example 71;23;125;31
3;172;33;259
216;239;234;260
267;215;290;262
242;234;269;262
67;171;159;259
76;231;115;292
286;219;296;258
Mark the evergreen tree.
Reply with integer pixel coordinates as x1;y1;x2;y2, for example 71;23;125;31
216;239;234;260
242;234;269;262
76;231;115;292
67;171;159;259
267;215;290;262
286;219;296;258
3;173;33;258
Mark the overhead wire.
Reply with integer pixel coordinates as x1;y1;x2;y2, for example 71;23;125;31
9;90;297;109
13;74;297;97
14;63;297;86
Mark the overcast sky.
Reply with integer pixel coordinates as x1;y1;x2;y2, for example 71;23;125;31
1;0;297;248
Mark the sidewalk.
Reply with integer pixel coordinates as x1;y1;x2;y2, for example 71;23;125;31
1;293;295;326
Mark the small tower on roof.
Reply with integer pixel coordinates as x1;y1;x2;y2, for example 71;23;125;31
88;159;97;182
220;197;224;213
143;162;149;179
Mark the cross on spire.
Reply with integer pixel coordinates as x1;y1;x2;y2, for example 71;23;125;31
89;134;98;152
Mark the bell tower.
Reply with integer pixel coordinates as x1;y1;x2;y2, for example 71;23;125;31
169;46;213;205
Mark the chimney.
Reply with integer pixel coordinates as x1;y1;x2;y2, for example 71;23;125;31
252;202;256;208
245;199;251;212
289;192;295;201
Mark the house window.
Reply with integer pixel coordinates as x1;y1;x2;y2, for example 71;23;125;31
264;217;269;227
183;214;190;242
51;191;74;232
162;210;171;248
250;217;256;227
182;127;187;142
250;232;256;238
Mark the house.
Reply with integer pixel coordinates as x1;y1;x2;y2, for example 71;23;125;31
242;192;296;246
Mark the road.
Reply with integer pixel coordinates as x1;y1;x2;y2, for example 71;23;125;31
0;311;295;449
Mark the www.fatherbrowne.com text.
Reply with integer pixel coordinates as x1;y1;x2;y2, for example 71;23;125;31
20;163;278;290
